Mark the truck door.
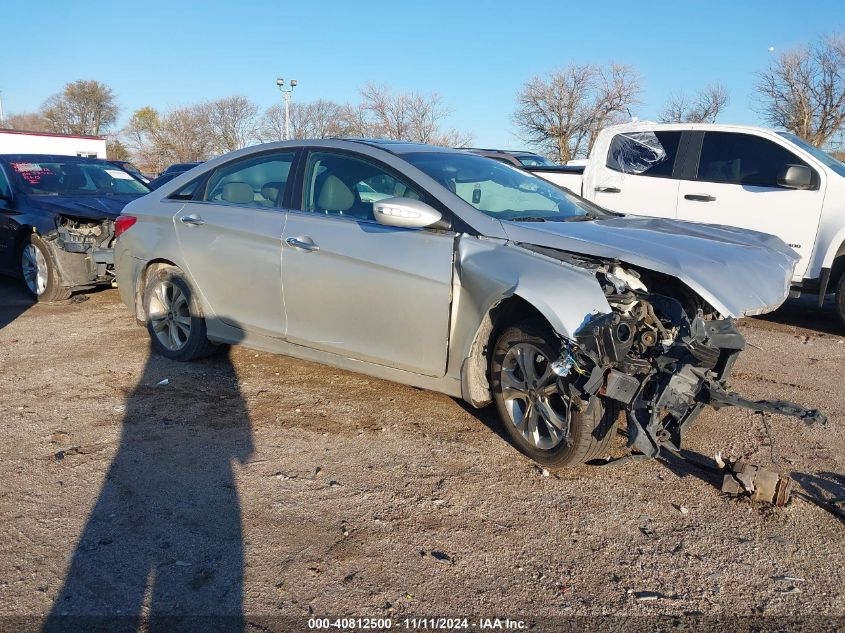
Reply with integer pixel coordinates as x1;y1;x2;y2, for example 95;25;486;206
676;131;825;280
584;129;684;218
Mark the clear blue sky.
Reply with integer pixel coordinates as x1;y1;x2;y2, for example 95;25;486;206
1;0;843;149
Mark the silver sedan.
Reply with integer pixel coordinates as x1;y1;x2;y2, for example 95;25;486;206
114;139;821;468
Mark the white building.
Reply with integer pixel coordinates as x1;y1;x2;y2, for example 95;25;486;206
0;129;107;158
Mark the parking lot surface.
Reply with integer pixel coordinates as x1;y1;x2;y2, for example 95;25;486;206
0;279;843;628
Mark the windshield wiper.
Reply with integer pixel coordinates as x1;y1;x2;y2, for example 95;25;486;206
509;216;548;222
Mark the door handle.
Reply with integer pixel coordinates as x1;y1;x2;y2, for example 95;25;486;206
684;194;716;202
285;236;319;252
180;214;206;226
594;186;621;193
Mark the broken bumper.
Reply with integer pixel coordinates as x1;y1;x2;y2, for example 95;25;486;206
563;296;825;459
43;216;116;288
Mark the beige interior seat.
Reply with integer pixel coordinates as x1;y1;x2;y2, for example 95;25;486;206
221;182;254;204
393;182;421;200
260;181;285;205
316;175;354;213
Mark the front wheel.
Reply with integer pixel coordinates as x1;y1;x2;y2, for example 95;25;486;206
490;321;620;468
19;234;71;302
835;270;845;329
143;266;216;361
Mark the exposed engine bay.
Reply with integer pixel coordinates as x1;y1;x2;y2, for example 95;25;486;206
42;215;115;288
526;246;827;460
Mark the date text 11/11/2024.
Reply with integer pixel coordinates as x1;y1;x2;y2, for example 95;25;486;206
307;617;528;630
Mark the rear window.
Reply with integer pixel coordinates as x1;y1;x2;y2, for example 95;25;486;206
606;131;682;177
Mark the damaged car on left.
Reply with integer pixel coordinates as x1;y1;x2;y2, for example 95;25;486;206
0;154;150;301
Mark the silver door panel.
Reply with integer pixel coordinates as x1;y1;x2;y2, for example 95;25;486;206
281;212;454;377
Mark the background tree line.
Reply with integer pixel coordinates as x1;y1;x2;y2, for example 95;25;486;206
5;30;845;170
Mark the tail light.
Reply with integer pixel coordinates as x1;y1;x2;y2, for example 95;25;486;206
114;215;137;238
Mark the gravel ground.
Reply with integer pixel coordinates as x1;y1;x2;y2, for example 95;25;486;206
0;278;842;632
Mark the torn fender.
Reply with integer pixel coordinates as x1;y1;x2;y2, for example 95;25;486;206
454;236;612;340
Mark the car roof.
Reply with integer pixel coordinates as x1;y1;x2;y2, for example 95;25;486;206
463;147;540;156
341;138;466;155
604;121;784;136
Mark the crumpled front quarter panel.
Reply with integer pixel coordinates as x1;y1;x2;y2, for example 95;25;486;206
454;236;612;346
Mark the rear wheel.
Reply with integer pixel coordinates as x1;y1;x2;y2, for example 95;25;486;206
490;321;620;468
143;266;215;361
19;234;71;302
835;271;845;329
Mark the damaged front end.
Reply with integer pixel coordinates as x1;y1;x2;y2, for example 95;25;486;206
42;215;116;289
552;259;826;460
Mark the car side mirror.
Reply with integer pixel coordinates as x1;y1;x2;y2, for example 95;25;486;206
372;197;442;229
778;164;813;190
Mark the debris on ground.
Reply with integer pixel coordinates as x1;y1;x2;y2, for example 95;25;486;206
718;456;792;506
430;550;452;564
632;590;664;601
157;378;170;386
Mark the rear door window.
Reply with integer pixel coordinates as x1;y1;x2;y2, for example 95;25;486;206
696;132;810;187
606;130;682;177
204;152;296;208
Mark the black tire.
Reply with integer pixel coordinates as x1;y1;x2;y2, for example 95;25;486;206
143;266;216;361
19;234;71;302
490;320;620;468
836;271;845;329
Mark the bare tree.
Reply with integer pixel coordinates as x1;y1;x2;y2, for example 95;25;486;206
6;112;51;132
203;96;259;154
41;80;118;136
257;99;344;141
660;83;729;123
123;105;213;174
756;32;845;147
255;88;471;146
336;102;377;137
358;83;472;146
513;64;641;163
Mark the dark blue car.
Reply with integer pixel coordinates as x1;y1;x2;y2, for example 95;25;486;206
0;154;150;301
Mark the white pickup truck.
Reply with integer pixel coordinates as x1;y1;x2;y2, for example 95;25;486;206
536;122;845;325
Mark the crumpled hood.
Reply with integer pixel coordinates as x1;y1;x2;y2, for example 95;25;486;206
26;194;143;220
502;216;799;318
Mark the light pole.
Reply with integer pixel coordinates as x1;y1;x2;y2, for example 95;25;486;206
275;77;297;140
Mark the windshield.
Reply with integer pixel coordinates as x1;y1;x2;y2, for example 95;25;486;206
404;152;605;222
778;132;845;178
8;160;150;196
517;154;555;167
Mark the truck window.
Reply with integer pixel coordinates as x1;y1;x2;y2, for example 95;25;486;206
606;131;681;177
697;132;810;187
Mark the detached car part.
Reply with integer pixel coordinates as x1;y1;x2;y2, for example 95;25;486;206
720;459;793;507
529;249;826;462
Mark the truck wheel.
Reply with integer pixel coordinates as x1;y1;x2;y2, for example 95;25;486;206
143;266;216;361
490;320;620;468
836;271;845;329
19;235;71;302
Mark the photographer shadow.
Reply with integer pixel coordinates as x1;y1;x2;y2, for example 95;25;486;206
43;344;253;633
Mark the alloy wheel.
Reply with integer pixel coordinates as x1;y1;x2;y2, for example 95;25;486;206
500;342;571;450
21;244;48;296
148;280;192;351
